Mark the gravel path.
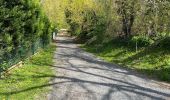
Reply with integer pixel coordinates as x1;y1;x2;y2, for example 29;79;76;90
48;36;170;100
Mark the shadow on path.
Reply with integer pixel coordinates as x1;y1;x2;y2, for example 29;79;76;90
1;36;170;100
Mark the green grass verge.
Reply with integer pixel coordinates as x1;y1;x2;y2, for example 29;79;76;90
0;44;56;100
82;40;170;82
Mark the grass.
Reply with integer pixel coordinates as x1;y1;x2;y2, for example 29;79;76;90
0;44;56;100
82;39;170;82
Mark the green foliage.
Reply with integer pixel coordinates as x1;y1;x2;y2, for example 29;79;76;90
0;0;54;71
131;36;154;47
42;0;69;29
63;0;108;43
43;0;170;44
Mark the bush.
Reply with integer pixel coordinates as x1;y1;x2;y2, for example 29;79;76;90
0;0;54;72
131;36;154;47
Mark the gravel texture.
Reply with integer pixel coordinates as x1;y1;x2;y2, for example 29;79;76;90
48;36;170;100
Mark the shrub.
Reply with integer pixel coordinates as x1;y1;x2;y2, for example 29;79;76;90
131;36;154;47
0;0;54;72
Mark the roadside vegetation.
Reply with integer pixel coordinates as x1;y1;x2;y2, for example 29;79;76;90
44;0;170;82
0;44;56;100
0;0;56;99
0;0;54;72
82;39;170;81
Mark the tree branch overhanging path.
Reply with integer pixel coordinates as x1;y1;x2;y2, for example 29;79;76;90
47;36;170;100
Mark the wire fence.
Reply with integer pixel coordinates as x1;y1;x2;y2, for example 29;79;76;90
0;39;47;73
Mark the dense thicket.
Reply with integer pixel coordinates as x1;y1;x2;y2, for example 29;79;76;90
0;0;53;71
42;0;69;29
48;0;170;46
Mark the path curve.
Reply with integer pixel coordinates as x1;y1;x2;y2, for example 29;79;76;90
48;36;170;100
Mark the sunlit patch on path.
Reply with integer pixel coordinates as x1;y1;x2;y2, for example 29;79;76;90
48;36;170;100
